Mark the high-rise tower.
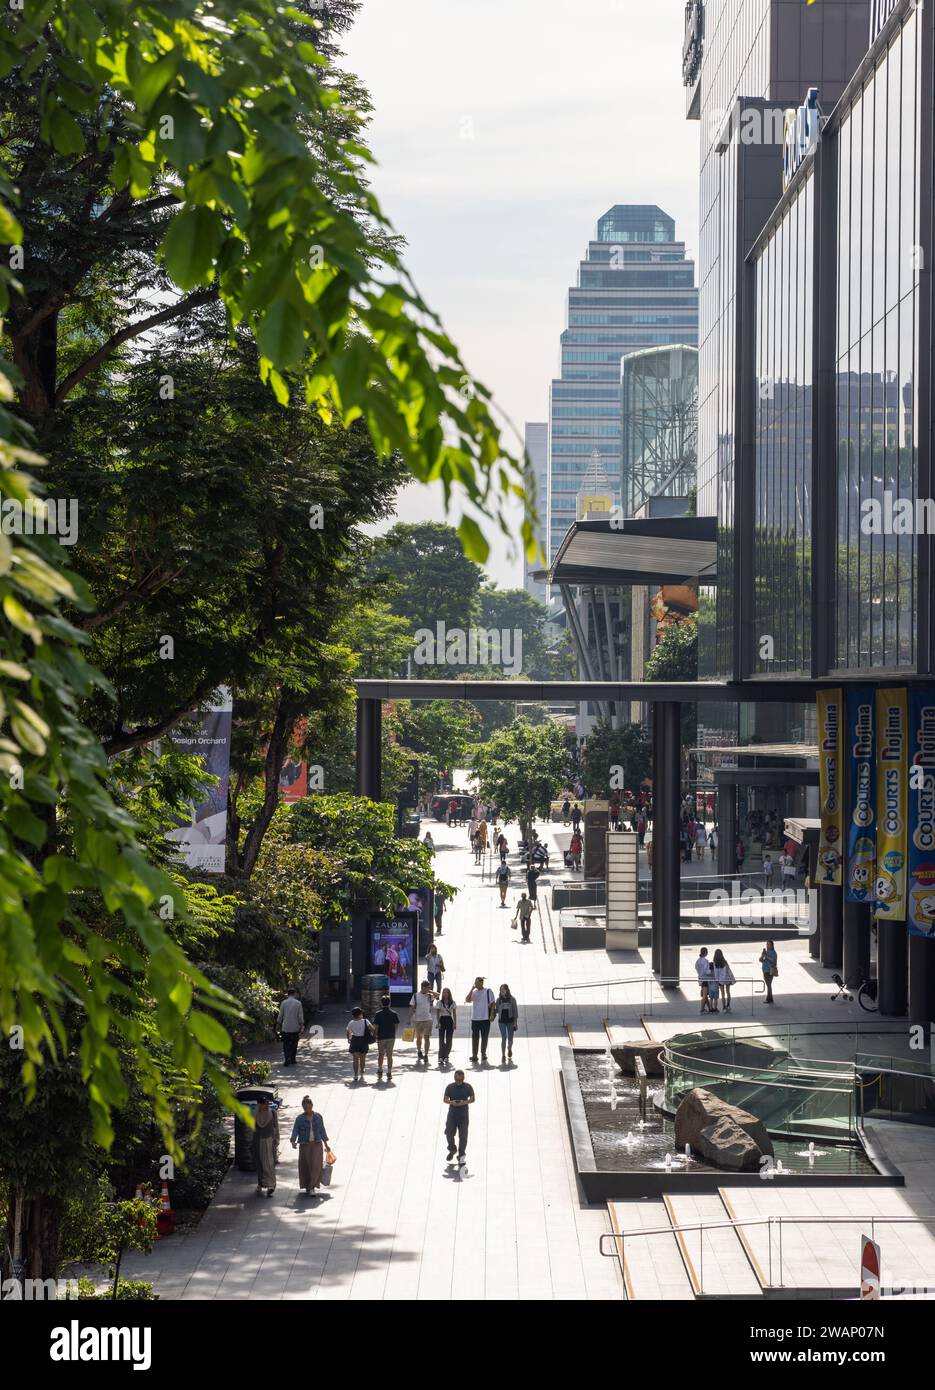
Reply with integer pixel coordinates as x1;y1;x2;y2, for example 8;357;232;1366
547;205;699;563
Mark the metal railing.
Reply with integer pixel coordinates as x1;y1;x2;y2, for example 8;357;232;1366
601;1214;935;1296
551;974;766;1022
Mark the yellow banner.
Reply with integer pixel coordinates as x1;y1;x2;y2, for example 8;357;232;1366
816;689;844;885
875;687;908;920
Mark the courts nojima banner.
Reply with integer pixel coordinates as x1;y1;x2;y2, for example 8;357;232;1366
845;686;876;904
908;688;935;938
875;687;908;921
817;688;844;885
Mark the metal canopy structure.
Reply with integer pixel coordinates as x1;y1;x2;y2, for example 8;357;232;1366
355;678;822;703
546;516;717;587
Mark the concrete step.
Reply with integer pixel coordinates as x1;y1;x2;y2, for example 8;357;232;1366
606;1199;695;1300
662;1192;763;1299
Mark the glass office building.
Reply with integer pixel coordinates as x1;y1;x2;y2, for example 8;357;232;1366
547;206;698;562
621;345;698;516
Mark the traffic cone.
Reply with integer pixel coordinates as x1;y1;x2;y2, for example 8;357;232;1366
155;1180;176;1238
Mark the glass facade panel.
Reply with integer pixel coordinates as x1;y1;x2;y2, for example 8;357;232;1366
833;7;921;671
752;173;814;675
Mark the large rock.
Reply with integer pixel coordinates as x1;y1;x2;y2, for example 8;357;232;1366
674;1088;774;1172
611;1041;665;1077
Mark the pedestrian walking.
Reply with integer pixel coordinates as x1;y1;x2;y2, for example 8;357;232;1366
695;947;714;1013
347;1006;375;1082
516;892;534;942
496;831;509;863
290;1095;329;1196
494;983;519;1063
708;825;718;860
252;1098;279;1197
695;822;707;860
495;858;512;905
636;813;646;848
561;797;571;826
372;994;400;1082
569;831;583;871
433;889;446;935
477;818;489;852
780;849;797;887
712;948;735;1012
276;987;304;1066
525;862;540;901
425;942;445;993
435;987;457;1067
409;979;437;1060
571;803;582;833
423;830;436;855
443;1069;475;1164
763;853;774;890
759;939;779;1004
465;976;495;1063
736;836;746;871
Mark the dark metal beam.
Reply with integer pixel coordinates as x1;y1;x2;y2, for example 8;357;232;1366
652;702;681;984
354;679;830;704
355;697;382;801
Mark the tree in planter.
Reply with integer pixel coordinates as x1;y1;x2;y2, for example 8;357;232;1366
643;617;698;746
59;1178;157;1301
472;719;571;845
579;722;652;800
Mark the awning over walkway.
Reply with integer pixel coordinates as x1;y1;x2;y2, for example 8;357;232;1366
544;517;717;587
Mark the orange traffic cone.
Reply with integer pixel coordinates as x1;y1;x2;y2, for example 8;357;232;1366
155;1180;176;1238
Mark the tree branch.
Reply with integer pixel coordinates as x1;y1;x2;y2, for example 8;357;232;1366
102;687;215;760
54;288;219;404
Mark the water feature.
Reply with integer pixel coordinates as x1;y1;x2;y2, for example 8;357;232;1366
575;1052;878;1177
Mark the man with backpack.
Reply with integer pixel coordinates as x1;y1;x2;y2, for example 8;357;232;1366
495;858;511;906
465;976;495;1064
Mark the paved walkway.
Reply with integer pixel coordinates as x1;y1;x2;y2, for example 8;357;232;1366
125;815;930;1300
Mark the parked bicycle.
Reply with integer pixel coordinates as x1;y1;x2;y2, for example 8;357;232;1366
830;971;878;1012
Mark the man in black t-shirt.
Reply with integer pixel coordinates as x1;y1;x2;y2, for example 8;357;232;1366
443;1070;475;1162
372;994;400;1082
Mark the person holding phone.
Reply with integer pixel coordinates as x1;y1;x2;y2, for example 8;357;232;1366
465;976;495;1063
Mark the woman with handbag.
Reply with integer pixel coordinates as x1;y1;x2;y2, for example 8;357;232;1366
495;984;519;1064
435;988;457;1067
759;939;779;1004
712;948;735;1013
347;1006;375;1082
290;1096;329;1196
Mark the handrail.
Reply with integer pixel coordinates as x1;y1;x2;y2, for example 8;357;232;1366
601;1214;935;1295
551;974;766;1021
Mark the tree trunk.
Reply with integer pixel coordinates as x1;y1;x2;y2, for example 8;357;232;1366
6;1189;63;1280
240;691;301;878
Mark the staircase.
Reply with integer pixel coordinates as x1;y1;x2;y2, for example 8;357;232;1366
607;1191;763;1299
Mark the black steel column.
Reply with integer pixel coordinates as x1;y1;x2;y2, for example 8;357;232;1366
355;697;382;801
842;899;872;988
652;702;681;986
819;884;843;969
717;788;737;876
909;935;935;1029
877;922;908;1018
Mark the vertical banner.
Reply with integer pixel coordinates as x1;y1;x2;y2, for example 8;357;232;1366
874;687;908;921
845;687;876;903
166;688;233;874
816;689;844;884
908;687;935;938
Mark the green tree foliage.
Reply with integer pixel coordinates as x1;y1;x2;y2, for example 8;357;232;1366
479;584;576;680
579;721;651;799
643;617;698;681
394;700;480;788
369;522;483;640
0;0;531;1131
472;718;570;842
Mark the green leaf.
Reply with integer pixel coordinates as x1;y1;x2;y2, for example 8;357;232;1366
159;207;222;289
256;299;306;369
457;515;490;564
187;1011;231;1054
49;105;85;156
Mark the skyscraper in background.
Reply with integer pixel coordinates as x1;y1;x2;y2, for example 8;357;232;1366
523;420;549;603
547;205;699;564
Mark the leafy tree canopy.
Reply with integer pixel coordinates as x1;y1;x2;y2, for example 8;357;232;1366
472;718;570;840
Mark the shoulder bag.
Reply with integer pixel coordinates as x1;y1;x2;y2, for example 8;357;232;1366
488;989;497;1022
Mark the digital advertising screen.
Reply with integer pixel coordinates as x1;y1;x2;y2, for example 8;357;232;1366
368;910;418;996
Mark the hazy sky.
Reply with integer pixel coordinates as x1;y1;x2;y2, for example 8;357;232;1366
344;0;700;587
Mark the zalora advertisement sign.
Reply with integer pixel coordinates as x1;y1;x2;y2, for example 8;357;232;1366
908;689;935;937
846;688;876;904
875;688;908;920
816;689;843;885
782;87;823;190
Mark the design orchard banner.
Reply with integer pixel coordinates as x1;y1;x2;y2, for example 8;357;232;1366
816;689;844;885
908;688;935;938
166;688;233;874
845;687;876;903
874;687;908;921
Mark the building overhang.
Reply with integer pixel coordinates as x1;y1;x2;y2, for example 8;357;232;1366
546;517;717;588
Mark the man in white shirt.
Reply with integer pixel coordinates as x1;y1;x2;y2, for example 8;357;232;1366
409;980;437;1062
276;987;305;1065
694;950;713;1015
464;975;495;1063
